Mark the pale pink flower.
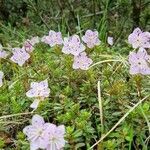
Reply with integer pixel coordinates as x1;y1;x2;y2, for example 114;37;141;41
23;115;50;150
0;44;9;59
46;124;65;150
26;79;50;109
24;36;39;53
0;71;4;87
73;52;93;70
129;48;150;75
10;47;30;66
41;30;63;47
128;28;150;49
62;35;85;56
23;115;66;150
82;30;101;48
107;36;114;46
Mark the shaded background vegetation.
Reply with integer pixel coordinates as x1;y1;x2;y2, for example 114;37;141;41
0;0;150;42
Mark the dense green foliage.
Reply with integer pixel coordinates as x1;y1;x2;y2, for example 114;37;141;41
0;0;149;150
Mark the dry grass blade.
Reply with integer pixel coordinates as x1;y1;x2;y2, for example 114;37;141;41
0;112;33;120
89;95;150;150
97;81;104;134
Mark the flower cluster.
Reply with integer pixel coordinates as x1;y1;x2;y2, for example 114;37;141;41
0;36;39;67
23;114;65;150
41;29;103;70
62;30;101;70
26;79;50;109
128;28;150;75
1;29;108;71
8;29;103;70
0;28;115;73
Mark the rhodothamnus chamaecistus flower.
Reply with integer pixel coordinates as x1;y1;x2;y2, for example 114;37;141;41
62;35;85;56
26;79;50;109
46;124;65;150
0;44;8;59
41;30;63;47
82;30;101;48
10;47;30;66
128;28;150;49
107;36;114;46
129;48;150;75
0;71;4;87
23;115;66;150
23;115;50;150
73;52;93;70
24;36;40;53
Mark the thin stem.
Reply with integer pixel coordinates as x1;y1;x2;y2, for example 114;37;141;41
89;95;149;150
145;135;150;144
0;121;24;124
0;112;33;120
97;81;104;134
89;59;122;69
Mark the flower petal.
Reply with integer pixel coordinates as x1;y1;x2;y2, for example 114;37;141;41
30;99;40;109
31;114;45;126
23;125;34;137
26;89;38;97
57;125;65;135
30;142;39;150
129;65;139;74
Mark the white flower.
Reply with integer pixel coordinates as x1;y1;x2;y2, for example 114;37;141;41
26;79;50;109
72;52;93;70
46;124;65;150
10;47;30;66
23;115;50;150
82;30;101;48
41;30;63;47
62;35;85;56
